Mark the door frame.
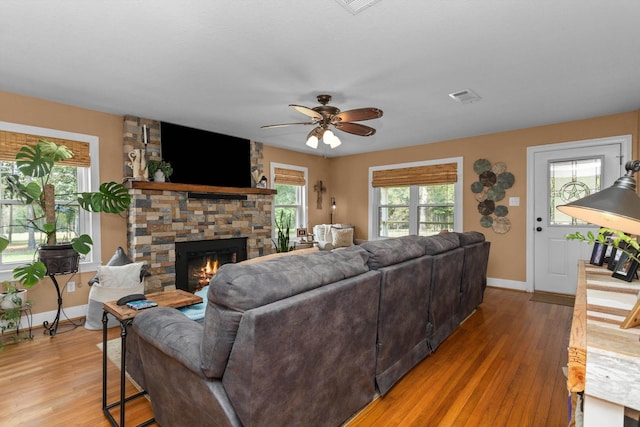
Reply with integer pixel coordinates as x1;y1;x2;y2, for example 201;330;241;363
525;135;632;292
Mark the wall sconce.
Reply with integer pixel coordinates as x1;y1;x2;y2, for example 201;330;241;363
557;160;640;235
330;197;336;224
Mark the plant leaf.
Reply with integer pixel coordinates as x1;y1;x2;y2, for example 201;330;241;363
12;262;47;288
77;181;131;213
71;234;93;255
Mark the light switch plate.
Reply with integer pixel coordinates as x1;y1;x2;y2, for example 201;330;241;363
509;197;520;206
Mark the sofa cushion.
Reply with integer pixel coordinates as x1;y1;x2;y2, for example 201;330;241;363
201;246;370;378
361;236;425;270
457;231;486;246
421;233;461;255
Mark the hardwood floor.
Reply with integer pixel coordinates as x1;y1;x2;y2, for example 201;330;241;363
0;287;572;427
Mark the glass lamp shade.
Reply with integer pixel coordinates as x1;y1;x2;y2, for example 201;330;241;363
306;135;319;149
329;135;342;148
323;129;335;145
556;174;640;235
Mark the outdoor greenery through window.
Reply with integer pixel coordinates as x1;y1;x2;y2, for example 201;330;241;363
0;161;86;266
371;159;461;238
271;164;308;249
378;184;455;237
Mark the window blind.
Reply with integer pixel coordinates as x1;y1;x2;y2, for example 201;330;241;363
0;130;91;167
274;167;306;186
371;162;458;187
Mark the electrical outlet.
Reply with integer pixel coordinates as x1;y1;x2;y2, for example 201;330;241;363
67;281;75;292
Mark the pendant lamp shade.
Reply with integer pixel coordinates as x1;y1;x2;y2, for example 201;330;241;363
556;161;640;235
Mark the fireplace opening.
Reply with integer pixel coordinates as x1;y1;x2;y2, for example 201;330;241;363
175;238;247;293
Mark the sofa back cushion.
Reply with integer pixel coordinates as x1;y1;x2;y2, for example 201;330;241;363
457;231;486;246
223;270;381;427
420;232;461;255
361;235;425;270
201;246;370;378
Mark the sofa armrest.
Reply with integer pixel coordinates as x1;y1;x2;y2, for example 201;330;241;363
132;307;206;378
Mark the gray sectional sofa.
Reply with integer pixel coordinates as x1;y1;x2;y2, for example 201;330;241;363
127;232;490;427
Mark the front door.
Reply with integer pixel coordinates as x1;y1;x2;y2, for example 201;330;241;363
531;137;628;295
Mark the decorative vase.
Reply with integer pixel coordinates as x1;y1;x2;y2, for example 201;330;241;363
1;289;27;309
154;170;166;182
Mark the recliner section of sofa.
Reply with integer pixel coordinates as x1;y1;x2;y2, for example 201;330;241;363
127;232;490;426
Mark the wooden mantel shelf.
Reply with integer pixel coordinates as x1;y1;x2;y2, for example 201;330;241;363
124;180;277;196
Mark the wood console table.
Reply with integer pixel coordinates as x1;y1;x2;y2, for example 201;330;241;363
569;260;640;426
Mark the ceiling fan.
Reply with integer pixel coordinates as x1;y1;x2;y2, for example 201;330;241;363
261;94;383;149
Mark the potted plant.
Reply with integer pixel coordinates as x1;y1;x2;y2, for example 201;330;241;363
0;139;132;288
148;159;173;182
0;281;31;350
272;210;294;253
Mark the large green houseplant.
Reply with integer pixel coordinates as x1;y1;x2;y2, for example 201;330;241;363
0;139;132;288
272;210;294;253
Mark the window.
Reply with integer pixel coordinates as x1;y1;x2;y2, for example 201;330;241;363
0;122;102;281
271;163;308;242
370;158;462;238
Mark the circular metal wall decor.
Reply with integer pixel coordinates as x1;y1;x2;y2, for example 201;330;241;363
471;158;515;234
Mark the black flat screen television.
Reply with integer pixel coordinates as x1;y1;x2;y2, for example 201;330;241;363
160;122;251;188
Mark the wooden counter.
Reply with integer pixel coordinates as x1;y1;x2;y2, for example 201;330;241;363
569;260;640;425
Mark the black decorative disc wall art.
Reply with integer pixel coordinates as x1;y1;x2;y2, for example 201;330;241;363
472;158;515;234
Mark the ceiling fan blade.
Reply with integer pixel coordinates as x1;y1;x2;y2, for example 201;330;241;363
333;107;383;123
261;121;316;129
290;104;323;121
333;122;377;137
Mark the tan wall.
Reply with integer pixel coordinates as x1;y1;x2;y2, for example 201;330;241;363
3;88;639;315
262;146;332;230
326;112;640;283
0;91;128;315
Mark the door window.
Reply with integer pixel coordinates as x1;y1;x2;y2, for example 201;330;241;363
549;157;602;226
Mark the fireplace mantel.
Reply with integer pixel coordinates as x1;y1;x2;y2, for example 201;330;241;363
124;180;277;196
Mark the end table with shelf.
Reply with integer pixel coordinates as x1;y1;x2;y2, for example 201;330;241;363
102;289;202;427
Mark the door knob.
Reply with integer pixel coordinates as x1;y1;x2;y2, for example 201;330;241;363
536;217;542;222
536;227;542;232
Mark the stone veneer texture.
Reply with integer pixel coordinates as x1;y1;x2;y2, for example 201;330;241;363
127;190;274;289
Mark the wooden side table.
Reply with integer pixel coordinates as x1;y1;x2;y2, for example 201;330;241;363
102;289;202;427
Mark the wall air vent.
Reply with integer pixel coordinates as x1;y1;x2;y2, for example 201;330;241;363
449;89;482;104
335;0;383;15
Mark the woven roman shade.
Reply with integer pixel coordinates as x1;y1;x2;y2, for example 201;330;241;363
0;130;91;167
371;162;458;187
274;167;306;186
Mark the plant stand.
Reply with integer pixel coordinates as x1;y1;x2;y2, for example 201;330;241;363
43;274;81;336
1;303;33;346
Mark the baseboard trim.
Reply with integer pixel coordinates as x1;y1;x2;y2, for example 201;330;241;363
17;304;88;332
487;277;526;292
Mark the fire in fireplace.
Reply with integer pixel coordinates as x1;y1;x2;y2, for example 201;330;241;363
175;238;247;293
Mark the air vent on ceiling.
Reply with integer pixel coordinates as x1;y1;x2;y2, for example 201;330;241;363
335;0;383;14
449;89;482;104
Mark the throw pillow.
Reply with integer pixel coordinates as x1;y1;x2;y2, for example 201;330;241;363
88;246;149;286
315;225;328;242
97;262;146;289
331;227;354;248
84;262;146;330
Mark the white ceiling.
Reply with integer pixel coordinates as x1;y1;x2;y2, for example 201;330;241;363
2;1;640;158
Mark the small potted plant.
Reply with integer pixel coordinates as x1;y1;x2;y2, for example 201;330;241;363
148;159;173;182
0;281;31;350
272;210;294;253
0;139;132;288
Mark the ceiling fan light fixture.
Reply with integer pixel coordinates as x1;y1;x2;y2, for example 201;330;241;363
306;135;319;149
329;135;342;148
323;129;336;145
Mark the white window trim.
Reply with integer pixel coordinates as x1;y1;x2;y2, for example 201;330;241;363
368;157;463;239
270;162;309;235
0;121;102;282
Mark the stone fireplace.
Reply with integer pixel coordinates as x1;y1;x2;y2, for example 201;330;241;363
126;183;275;291
122;116;274;292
